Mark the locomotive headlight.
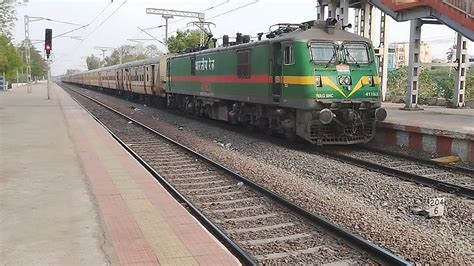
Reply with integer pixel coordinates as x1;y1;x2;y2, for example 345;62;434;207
338;76;345;85
367;76;375;87
367;76;373;86
315;75;322;87
344;76;351;85
338;75;351;85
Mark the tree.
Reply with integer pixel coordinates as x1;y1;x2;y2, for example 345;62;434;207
144;44;162;57
16;40;47;80
417;67;437;102
86;55;101;70
101;44;162;66
30;47;47;79
0;35;22;81
464;69;473;101
446;44;456;62
387;67;408;101
0;0;17;37
387;67;437;103
430;67;454;100
166;30;202;53
65;69;81;76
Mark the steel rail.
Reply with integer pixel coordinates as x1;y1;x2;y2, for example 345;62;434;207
313;148;474;200
358;145;474;177
64;84;410;266
64;86;256;266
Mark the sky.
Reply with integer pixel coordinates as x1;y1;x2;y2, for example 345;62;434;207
10;0;473;75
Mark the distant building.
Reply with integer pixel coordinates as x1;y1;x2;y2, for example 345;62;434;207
387;47;397;71
388;41;432;68
468;55;474;68
431;58;446;64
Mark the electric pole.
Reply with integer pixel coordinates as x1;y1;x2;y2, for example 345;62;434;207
145;8;205;44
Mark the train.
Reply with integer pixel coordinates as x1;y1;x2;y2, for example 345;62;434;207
63;19;387;145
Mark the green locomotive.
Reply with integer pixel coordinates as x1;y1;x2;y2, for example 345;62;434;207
63;19;387;145
167;20;386;144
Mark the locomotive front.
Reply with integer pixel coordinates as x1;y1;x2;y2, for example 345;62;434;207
287;22;387;145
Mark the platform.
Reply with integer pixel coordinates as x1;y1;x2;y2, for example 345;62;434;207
374;102;474;163
0;83;240;265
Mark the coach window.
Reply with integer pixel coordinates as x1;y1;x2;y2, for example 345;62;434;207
237;50;250;79
284;45;295;65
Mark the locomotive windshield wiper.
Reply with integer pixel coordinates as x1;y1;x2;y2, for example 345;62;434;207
325;50;337;68
344;49;360;68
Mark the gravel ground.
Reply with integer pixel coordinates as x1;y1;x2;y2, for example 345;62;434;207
72;90;369;265
68;85;473;264
334;149;474;189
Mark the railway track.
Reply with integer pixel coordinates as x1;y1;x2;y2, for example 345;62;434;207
313;146;474;199
62;83;409;265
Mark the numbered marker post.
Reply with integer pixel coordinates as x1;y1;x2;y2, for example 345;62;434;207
427;197;445;218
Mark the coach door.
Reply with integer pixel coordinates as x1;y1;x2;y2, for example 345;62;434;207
150;65;156;95
118;70;123;90
116;70;120;90
271;42;282;104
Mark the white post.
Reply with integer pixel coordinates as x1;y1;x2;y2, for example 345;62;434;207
163;15;173;43
24;15;32;93
379;13;390;101
405;19;422;109
453;33;467;107
47;59;51;100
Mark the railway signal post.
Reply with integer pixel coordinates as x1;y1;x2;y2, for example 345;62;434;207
45;28;52;100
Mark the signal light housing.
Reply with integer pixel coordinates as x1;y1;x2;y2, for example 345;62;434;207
45;28;52;58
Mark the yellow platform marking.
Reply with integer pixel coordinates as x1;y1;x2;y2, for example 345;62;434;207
81;120;198;265
431;155;460;164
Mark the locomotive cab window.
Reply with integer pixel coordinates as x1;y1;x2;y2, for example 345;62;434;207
343;42;370;65
237;50;250;79
310;42;337;64
284;45;295;65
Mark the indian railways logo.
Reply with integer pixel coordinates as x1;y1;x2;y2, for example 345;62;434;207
196;58;215;71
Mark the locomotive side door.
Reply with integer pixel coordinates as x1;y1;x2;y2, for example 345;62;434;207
271;42;282;104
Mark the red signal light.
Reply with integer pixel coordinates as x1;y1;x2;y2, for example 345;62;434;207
45;28;52;58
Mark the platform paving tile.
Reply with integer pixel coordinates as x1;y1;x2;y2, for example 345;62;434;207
79;117;197;264
55;85;239;265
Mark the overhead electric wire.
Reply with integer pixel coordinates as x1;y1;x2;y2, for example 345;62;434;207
53;0;127;65
131;0;232;43
158;0;259;40
87;1;113;27
83;0;128;40
207;0;258;20
42;18;85;27
144;0;231;31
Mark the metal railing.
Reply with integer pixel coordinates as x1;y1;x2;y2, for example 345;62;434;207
443;0;473;17
392;0;473;18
